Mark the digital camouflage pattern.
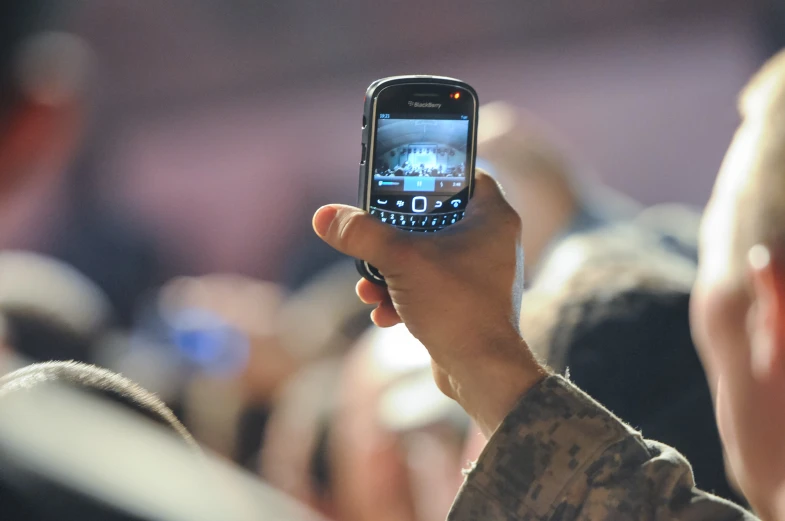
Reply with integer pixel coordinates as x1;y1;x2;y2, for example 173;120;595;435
449;376;757;521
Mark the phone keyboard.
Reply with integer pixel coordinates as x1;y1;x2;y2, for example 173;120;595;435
369;207;465;232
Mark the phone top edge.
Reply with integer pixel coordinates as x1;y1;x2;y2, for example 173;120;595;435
365;75;478;101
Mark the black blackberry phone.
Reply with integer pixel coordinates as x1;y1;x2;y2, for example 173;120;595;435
357;75;479;284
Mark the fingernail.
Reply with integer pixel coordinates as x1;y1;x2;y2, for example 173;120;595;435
313;206;338;237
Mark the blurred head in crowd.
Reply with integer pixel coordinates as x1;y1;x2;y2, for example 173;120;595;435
330;325;467;521
0;360;195;446
261;358;342;518
330;326;420;521
522;226;696;366
0;0;89;202
691;49;785;517
157;275;292;465
0;368;318;521
278;260;374;360
161;269;372;467
160;275;293;405
0;251;111;365
376;369;469;521
635;203;702;263
477;101;640;280
519;228;740;501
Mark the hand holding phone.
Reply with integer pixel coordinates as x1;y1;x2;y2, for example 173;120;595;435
313;171;543;437
357;75;479;284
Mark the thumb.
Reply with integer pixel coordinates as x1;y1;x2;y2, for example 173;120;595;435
313;204;401;267
468;169;510;213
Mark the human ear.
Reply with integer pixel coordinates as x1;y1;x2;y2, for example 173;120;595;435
747;245;785;381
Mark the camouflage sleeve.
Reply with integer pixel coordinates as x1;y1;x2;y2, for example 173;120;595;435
448;375;756;521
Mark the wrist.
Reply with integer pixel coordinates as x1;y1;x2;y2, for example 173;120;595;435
448;336;548;438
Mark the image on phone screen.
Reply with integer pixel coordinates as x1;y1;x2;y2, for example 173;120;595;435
369;113;470;231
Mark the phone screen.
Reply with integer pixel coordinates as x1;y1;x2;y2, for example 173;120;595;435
368;102;474;229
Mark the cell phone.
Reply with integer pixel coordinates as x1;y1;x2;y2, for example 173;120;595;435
357;75;479;284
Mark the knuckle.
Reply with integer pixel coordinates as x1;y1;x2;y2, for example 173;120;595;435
505;207;523;234
336;211;365;250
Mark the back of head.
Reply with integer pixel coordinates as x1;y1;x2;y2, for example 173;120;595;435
0;360;195;446
0;373;324;521
521;229;739;501
523;225;696;365
0;251;112;363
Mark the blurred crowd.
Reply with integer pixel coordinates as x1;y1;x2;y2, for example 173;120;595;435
3;2;785;521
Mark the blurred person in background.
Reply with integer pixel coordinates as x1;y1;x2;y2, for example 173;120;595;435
0;360;197;519
260;263;376;517
477;101;697;282
634;203;702;263
0;251;112;369
156;274;292;465
0;368;322;521
376;365;470;521
518;227;741;503
278;261;373;362
477;101;640;281
261;358;343;519
329;324;469;521
0;1;169;327
150;264;372;468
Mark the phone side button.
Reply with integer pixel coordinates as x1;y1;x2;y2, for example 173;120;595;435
360;144;367;165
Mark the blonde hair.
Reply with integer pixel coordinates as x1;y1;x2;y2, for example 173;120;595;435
740;50;785;123
734;50;785;254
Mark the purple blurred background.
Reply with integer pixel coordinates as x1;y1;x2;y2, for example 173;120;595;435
65;0;774;284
